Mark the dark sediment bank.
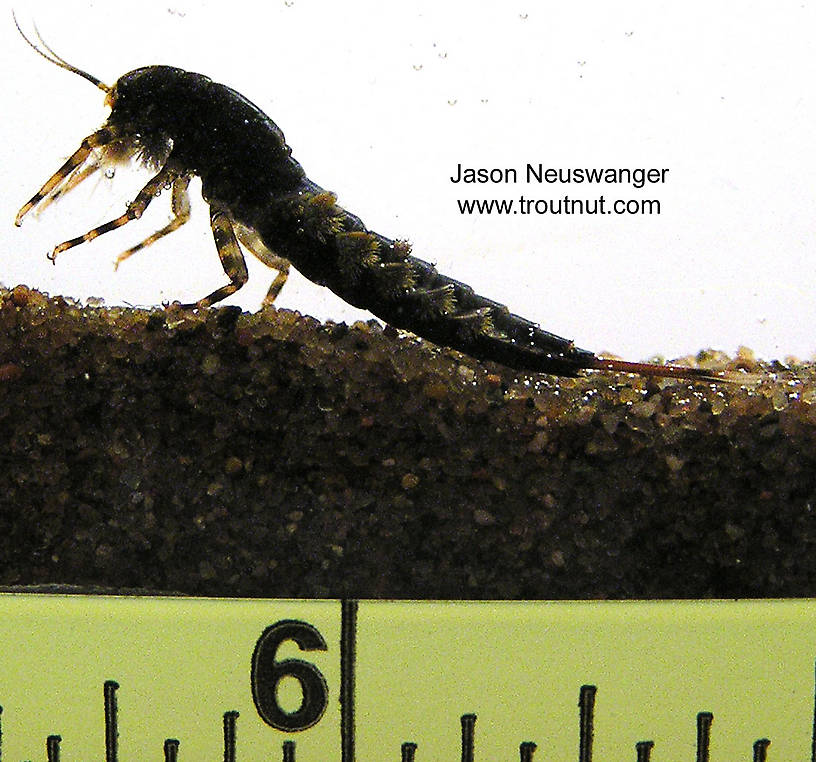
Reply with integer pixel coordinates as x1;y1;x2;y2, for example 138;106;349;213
1;285;814;599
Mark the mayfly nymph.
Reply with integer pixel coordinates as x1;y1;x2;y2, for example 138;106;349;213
14;17;736;383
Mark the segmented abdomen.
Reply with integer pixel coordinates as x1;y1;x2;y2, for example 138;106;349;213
254;181;596;376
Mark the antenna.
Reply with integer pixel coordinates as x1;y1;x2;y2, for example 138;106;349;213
12;10;110;92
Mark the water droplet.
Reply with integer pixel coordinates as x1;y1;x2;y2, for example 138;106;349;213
104;168;115;179
519;12;528;20
447;98;458;106
412;64;423;71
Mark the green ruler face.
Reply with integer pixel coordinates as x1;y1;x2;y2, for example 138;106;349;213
0;596;815;761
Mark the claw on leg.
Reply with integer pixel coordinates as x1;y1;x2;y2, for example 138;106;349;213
114;175;192;269
15;125;123;226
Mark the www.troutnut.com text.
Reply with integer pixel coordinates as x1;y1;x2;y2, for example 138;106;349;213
451;163;669;216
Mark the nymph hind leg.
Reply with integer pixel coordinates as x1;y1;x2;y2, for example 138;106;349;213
184;206;248;309
47;166;176;261
114;175;192;269
15;125;124;225
234;224;291;305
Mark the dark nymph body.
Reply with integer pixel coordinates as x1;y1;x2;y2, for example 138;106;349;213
14;23;729;382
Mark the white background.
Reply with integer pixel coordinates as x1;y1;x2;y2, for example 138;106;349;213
1;0;814;361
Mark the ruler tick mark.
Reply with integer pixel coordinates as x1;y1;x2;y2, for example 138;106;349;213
460;713;476;762
812;659;816;762
578;684;596;762
696;711;713;762
46;734;60;762
103;680;118;762
163;738;179;762
519;740;536;760
223;710;238;762
753;737;770;761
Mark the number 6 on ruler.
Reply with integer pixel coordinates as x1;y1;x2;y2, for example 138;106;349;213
251;619;329;732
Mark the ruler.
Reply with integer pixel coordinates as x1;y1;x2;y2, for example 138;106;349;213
0;596;814;760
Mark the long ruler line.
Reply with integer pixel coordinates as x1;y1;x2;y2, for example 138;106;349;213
340;598;358;762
